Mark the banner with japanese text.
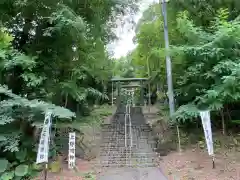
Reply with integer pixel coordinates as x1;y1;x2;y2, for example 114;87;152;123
200;111;214;156
36;111;52;164
68;132;76;169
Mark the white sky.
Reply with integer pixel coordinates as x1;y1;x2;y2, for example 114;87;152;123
110;0;157;58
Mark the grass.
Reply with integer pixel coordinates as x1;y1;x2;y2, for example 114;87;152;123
56;104;116;131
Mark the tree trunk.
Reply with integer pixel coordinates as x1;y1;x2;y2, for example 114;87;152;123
220;109;226;135
226;105;231;121
64;94;68;107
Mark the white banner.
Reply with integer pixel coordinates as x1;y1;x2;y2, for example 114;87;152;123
68;132;76;169
36;111;52;164
200;111;214;156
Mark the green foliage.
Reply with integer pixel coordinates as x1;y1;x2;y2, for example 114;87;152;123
131;3;183;86
14;165;28;177
0;0;141;178
83;171;96;180
173;104;199;123
0;159;8;173
1;171;14;180
172;13;240;109
170;0;240;27
131;0;240;130
0;159;31;179
112;56;135;78
0;84;75;179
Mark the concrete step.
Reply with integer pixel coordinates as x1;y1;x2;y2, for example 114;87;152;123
98;167;167;180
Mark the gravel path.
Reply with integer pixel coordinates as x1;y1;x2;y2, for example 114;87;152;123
97;105;167;179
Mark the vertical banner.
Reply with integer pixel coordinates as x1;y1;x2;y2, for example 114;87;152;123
68;132;76;169
36;111;52;164
199;111;214;156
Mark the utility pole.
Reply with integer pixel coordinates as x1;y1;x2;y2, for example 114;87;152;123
160;0;181;152
147;56;151;112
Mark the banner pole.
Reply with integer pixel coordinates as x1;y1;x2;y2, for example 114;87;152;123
212;155;215;169
36;111;52;180
200;111;215;169
44;164;48;180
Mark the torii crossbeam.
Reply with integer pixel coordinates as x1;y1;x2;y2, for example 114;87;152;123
110;77;150;107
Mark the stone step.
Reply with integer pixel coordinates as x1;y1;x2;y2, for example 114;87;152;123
96;163;157;168
101;124;152;129
98;158;157;163
99;153;157;159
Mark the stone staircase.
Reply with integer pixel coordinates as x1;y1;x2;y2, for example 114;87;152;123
98;106;158;169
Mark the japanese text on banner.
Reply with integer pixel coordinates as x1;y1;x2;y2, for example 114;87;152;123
200;111;214;156
68;132;76;169
36;111;52;164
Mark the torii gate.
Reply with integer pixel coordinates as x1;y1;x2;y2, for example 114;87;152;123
110;77;150;108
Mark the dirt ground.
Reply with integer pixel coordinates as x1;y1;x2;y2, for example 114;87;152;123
160;148;240;180
35;146;240;180
35;106;240;180
35;158;94;180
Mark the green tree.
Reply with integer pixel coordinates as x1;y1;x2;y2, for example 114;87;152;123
131;1;240;134
172;10;240;131
0;0;140;178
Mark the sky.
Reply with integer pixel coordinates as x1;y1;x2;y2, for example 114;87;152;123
109;0;157;59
